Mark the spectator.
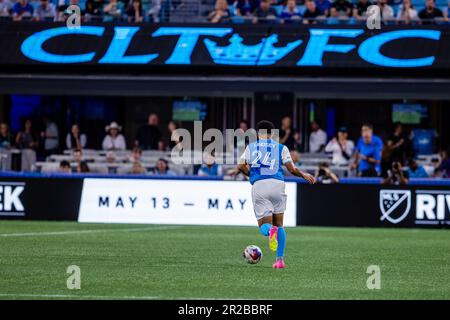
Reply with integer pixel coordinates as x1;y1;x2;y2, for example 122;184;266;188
315;162;340;184
66;124;87;150
303;0;322;24
129;147;142;163
353;0;372;21
126;0;143;22
382;122;408;175
410;125;438;155
57;0;84;22
130;161;147;174
128;147;147;174
315;0;332;16
135;113;163;150
198;153;223;177
279;116;299;151
41;116;59;156
252;0;278;23
382;161;409;185
436;149;450;178
148;0;161;23
152;158;177;176
234;120;250;152
72;148;83;163
236;0;259;17
0;123;14;149
309;120;327;153
396;0;418;24
167;121;181;150
34;0;56;21
418;0;443;24
446;0;450;21
325;126;355;166
77;161;90;173
208;0;231;23
59;160;72;173
330;0;353;18
353;123;383;177
0;0;12;17
85;0;104;21
280;0;302;22
377;0;394;22
103;0;124;20
12;0;33;21
102;121;126;151
16;119;38;171
407;158;428;178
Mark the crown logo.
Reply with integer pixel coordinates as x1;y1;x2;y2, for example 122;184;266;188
204;34;302;66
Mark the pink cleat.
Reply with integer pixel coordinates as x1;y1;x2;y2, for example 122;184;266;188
269;226;278;252
273;259;286;269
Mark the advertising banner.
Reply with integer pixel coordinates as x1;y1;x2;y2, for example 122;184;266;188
298;184;450;228
1;23;450;77
78;178;298;226
0;177;83;221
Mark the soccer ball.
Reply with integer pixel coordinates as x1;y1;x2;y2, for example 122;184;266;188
243;245;263;264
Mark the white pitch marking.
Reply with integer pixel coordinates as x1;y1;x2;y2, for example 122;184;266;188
0;226;183;238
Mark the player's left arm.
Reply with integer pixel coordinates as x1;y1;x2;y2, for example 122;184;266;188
282;146;316;184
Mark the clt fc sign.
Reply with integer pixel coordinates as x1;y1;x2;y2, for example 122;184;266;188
20;26;441;68
380;189;450;225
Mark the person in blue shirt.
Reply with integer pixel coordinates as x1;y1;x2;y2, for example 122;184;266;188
280;0;302;22
407;158;429;178
238;120;315;269
353;123;383;177
315;0;332;16
198;153;223;177
12;0;33;20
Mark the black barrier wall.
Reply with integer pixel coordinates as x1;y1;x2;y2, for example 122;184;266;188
1;176;450;228
1;22;450;78
297;184;450;228
0;177;83;221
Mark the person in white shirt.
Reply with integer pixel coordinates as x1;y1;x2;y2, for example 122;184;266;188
102;121;126;151
378;0;394;21
325;126;355;165
309;120;327;153
396;0;418;23
66;124;87;150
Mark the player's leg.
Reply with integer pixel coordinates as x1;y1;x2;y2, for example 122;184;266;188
272;213;286;268
252;181;275;244
258;216;273;237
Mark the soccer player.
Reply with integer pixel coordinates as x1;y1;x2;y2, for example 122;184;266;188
237;120;316;269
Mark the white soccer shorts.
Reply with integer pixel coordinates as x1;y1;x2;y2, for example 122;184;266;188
251;178;287;220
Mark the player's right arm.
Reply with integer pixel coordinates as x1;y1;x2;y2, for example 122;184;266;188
237;146;251;177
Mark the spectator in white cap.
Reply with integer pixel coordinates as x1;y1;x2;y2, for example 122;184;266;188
102;121;126;151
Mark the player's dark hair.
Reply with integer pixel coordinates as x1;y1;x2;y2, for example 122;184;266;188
256;120;275;135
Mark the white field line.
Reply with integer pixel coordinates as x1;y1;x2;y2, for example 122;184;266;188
0;226;183;238
0;293;256;300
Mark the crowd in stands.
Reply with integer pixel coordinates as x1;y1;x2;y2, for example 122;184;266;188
1;112;449;184
0;0;448;24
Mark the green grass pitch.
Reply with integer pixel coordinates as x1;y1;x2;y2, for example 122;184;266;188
0;221;449;300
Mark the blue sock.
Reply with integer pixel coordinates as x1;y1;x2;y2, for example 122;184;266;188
276;227;286;259
259;223;271;237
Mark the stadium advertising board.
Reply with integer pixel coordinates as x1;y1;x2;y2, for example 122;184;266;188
78;179;298;227
298;184;450;228
1;23;449;76
0;177;82;221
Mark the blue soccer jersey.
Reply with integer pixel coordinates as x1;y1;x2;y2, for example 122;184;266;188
240;139;293;185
